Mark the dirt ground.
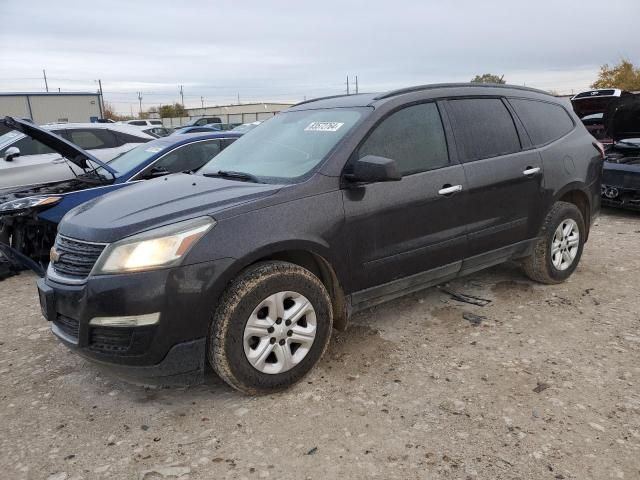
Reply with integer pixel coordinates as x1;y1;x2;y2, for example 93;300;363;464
1;209;639;480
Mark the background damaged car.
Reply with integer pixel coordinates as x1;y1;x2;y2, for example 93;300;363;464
570;89;633;144
0;116;241;276
601;95;640;210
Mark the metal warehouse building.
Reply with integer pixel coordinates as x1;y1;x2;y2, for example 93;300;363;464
0;92;103;124
154;102;294;127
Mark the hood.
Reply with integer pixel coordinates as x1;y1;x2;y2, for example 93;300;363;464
59;173;283;243
604;96;640;142
571;95;619;119
2;116;116;175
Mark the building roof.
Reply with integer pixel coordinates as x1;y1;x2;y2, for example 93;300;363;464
0;92;99;97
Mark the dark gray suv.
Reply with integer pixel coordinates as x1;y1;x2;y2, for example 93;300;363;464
37;84;603;394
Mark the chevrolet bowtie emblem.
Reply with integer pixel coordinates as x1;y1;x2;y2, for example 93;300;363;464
50;246;61;263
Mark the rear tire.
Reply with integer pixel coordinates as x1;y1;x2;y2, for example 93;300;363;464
208;261;333;394
522;201;585;284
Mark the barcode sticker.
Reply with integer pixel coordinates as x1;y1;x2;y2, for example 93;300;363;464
304;122;344;132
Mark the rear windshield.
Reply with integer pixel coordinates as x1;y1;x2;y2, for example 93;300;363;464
199;108;365;183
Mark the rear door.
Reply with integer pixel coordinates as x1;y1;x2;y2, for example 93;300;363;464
443;97;544;264
342;101;468;304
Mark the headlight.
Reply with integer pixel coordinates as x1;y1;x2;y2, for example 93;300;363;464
92;217;215;274
0;196;62;214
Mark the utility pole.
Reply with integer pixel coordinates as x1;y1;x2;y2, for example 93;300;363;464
237;92;240;104
137;91;143;116
43;69;49;92
179;85;184;106
346;75;350;95
201;96;205;109
97;79;105;118
355;75;359;94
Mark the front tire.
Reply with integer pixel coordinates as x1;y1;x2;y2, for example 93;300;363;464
522;201;585;284
209;261;333;394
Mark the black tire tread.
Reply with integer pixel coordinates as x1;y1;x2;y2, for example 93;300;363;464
522;201;584;285
208;261;332;395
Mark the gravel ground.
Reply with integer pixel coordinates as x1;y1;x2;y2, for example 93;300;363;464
1;209;639;480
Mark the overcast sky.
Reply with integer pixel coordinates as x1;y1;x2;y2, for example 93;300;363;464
1;0;637;113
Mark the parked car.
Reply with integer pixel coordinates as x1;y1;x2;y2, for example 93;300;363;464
230;121;262;133
142;126;174;138
571;89;634;144
600;94;640;210
0;117;241;264
0;121;154;194
179;117;223;128
37;84;602;394
171;125;222;135
121;119;164;127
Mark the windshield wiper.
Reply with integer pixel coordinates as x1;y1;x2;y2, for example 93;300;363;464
203;170;261;183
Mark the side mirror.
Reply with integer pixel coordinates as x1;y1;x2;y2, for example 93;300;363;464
4;146;20;162
345;155;402;184
143;166;171;179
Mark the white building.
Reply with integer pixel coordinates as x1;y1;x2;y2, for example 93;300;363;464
152;102;295;127
0;92;103;124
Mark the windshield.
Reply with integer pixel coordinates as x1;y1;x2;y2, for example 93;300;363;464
96;142;167;177
199;108;364;182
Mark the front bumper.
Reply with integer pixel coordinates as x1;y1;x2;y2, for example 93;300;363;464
601;184;640;211
37;258;234;384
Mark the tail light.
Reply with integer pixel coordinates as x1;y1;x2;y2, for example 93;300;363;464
593;141;606;159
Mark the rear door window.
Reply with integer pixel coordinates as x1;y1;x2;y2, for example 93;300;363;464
65;129;118;150
357;102;449;175
446;98;521;162
509;98;575;146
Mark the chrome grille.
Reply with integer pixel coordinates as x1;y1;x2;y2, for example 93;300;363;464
51;235;106;279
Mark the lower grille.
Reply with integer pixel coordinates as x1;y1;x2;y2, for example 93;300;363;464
54;314;80;339
51;235;107;280
89;327;133;353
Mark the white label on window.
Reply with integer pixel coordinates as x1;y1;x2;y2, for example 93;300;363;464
145;146;163;153
304;122;344;132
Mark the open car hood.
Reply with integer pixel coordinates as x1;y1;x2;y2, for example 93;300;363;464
571;96;618;119
604;96;640;143
2;116;116;175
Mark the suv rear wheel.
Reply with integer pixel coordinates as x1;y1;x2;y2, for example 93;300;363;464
522;201;585;284
208;261;333;394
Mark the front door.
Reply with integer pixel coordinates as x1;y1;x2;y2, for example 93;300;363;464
342;102;468;306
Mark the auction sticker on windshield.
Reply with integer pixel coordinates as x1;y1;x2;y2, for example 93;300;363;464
304;122;344;132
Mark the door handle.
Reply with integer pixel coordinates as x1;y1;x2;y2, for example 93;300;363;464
438;184;463;196
523;167;541;176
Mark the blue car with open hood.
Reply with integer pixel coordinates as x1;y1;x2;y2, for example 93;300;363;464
0;116;241;269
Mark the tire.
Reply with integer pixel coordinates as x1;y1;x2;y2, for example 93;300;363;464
522;201;585;284
208;261;333;394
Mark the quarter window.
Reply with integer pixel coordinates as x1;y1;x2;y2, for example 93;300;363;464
509;98;574;146
447;98;521;162
358;102;449;175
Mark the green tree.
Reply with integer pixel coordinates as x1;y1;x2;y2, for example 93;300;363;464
158;103;187;118
471;73;506;84
591;59;640;90
102;101;132;121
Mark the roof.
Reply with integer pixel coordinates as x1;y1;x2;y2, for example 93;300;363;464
155;131;243;147
289;83;555;111
0;92;100;97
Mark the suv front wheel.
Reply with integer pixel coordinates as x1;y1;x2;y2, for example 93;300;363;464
522;201;586;284
209;261;333;394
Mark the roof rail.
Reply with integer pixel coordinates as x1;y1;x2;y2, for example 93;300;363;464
291;94;352;107
373;83;552;101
